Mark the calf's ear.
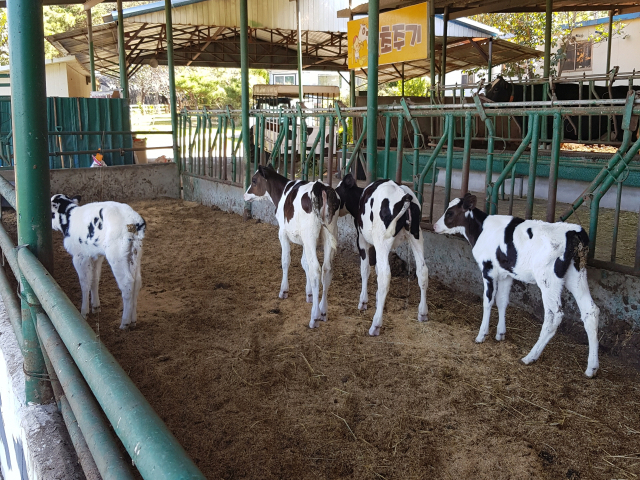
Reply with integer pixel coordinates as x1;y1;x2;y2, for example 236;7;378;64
343;173;355;187
71;195;81;204
257;165;268;178
462;193;476;211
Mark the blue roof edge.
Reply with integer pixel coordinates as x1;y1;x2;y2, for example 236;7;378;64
560;11;640;30
110;0;208;21
435;14;500;37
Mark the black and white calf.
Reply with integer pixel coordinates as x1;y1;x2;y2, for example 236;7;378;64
244;165;340;328
51;194;146;330
335;174;429;336
434;193;599;377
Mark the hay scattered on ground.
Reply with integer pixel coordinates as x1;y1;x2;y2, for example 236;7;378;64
5;199;640;479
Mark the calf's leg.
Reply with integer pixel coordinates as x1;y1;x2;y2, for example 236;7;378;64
72;255;93;319
278;229;291;299
90;255;105;314
494;275;513;341
565;267;600;377
369;243;392;336
319;225;337;321
301;250;313;303
522;273;564;365
358;233;372;311
108;257;136;329
476;261;497;343
408;233;429;322
303;242;322;329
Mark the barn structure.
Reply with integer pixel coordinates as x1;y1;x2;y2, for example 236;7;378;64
0;0;638;479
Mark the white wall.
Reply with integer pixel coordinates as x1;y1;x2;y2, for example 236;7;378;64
559;17;640;77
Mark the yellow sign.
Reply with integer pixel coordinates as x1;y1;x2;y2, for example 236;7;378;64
348;2;428;70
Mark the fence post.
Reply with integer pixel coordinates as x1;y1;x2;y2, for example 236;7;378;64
7;0;54;404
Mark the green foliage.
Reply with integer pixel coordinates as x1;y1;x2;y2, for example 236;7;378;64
0;12;7;66
471;11;626;78
175;68;266;109
379;76;430;97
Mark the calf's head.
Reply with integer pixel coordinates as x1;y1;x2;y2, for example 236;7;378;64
483;76;511;103
335;173;362;218
434;193;477;236
51;194;81;234
244;165;273;203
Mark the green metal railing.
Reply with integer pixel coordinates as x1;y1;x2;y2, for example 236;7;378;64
177;95;640;276
0;178;206;479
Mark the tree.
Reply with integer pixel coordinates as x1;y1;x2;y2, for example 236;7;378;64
470;11;625;78
175;68;267;109
0;12;7;66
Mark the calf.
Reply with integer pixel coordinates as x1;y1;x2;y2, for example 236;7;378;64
433;193;599;377
335;174;428;336
244;164;340;328
51;194;146;330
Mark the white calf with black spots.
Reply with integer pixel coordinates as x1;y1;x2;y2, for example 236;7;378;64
244;164;340;328
434;193;599;377
335;174;429;336
51;194;146;330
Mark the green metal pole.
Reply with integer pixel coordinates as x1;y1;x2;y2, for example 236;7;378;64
86;9;96;91
443;114;454;207
383;114;391;179
543;0;552;79
7;0;54;405
546;112;562;222
36;312;137;480
18;248;206;479
116;0;128;98
429;1;436;101
525;114;541;219
165;0;180;166
461;112;472;195
440;7;449;86
606;10;614;74
487;38;493;83
240;0;251;217
296;0;304;105
366;0;379;183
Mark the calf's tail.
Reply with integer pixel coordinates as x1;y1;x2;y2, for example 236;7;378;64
383;194;413;238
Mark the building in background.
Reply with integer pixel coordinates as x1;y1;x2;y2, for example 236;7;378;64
0;55;92;98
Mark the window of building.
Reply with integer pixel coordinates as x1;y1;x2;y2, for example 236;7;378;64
461;73;474;85
561;42;592;71
318;74;340;87
273;74;296;85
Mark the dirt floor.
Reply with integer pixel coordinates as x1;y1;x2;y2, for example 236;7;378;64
7;198;640;479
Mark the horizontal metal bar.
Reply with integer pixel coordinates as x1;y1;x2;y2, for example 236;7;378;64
58;396;101;480
0;224;19;277
17;248;205;480
588;258;640;277
46;146;173;158
0;131;172;137
0;264;23;348
36;311;136;480
0;174;16;209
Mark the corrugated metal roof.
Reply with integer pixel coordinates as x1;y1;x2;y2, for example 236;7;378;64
111;0;349;32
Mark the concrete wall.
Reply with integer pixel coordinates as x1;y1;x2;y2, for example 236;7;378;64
0;162;182;479
440;168;640;212
0;304;83;480
183;174;640;333
0;163;181;204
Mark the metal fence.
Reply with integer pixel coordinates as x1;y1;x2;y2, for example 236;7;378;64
0;177;206;479
179;94;640;277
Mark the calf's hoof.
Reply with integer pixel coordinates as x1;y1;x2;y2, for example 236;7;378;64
495;332;506;341
308;319;320;329
320;312;328;322
306;294;313;303
368;325;380;336
520;355;536;365
279;291;288;299
475;334;487;344
91;305;101;314
120;321;136;330
418;313;428;323
584;365;599;378
358;302;368;311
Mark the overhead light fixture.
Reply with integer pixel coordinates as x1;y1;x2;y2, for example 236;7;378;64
149;58;159;68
